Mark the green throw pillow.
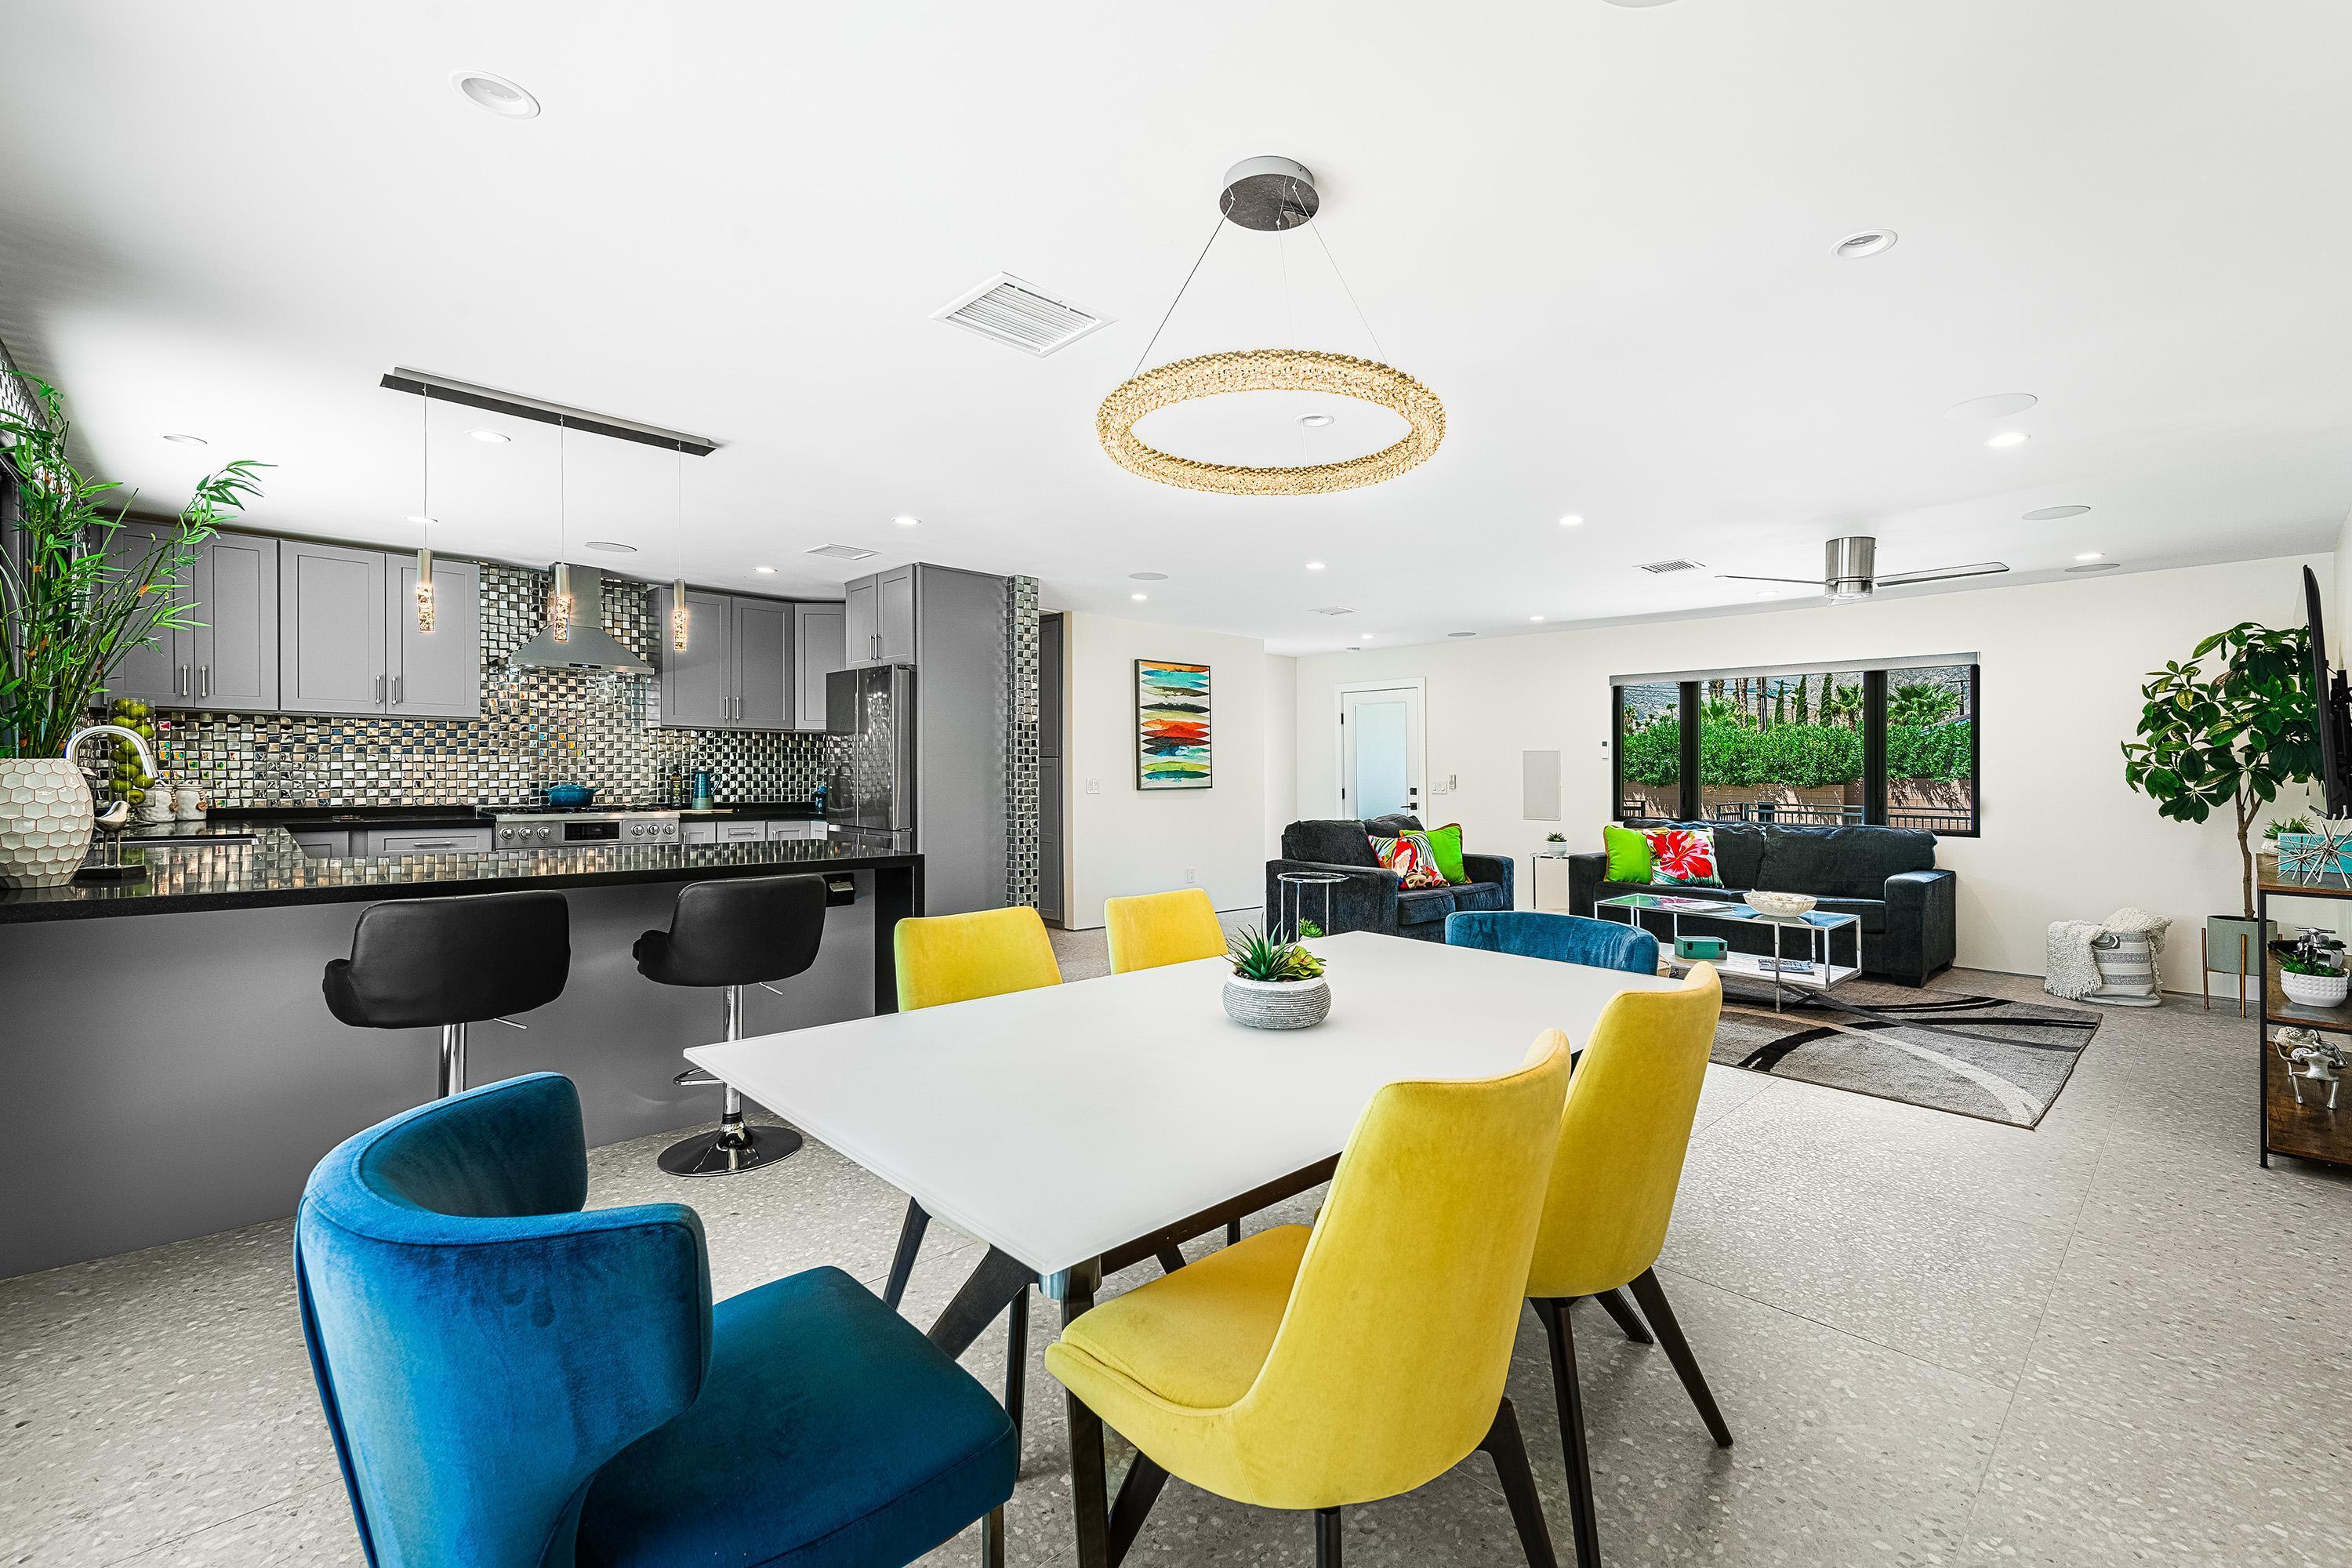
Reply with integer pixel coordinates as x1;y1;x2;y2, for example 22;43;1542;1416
1602;823;1653;883
1423;822;1468;884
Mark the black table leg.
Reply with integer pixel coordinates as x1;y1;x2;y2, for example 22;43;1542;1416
1058;1259;1111;1568
926;1245;1037;1360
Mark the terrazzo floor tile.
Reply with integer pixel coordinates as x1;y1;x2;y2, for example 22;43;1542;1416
0;1220;333;1567
1962;1390;2352;1566
1501;1270;2011;1567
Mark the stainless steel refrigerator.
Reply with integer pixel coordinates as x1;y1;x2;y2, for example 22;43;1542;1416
825;665;915;833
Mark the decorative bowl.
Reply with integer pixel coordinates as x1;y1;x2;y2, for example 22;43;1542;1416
1744;891;1817;917
2279;968;2349;1009
1223;975;1330;1030
545;783;597;808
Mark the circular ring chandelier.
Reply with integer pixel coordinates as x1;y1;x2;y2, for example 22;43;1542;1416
1097;349;1444;497
1098;158;1443;498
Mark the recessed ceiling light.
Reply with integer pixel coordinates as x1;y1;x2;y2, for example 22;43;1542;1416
2074;551;2103;561
2023;505;2092;521
1363;633;1376;640
1944;393;2038;423
470;428;511;444
451;69;540;119
162;433;208;445
1305;561;1326;571
2065;561;2121;574
586;540;637;554
1298;414;1336;429
1603;0;1680;7
1131;592;1148;601
405;514;438;526
1985;430;2030;449
1448;630;1477;638
1833;229;1898;260
753;565;777;574
1129;572;1167;581
1559;514;1584;528
1530;615;1546;622
893;515;919;527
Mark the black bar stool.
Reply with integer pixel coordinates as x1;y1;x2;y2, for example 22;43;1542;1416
635;873;827;1177
322;891;572;1099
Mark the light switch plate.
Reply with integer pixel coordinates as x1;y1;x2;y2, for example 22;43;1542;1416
1084;777;1101;795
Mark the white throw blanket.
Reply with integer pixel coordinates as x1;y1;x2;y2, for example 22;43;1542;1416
2046;907;2172;1000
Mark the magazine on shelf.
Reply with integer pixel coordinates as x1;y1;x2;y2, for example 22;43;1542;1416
1756;957;1817;975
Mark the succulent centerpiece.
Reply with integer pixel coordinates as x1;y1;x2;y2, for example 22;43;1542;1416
1222;924;1330;1031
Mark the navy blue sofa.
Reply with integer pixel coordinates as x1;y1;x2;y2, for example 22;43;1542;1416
1566;820;1955;985
1265;814;1515;941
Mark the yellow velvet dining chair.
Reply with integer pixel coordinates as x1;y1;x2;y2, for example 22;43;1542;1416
1045;1033;1575;1568
1104;887;1227;975
1525;965;1730;1568
882;905;1064;1436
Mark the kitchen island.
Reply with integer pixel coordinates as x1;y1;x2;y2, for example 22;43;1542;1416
0;824;922;1276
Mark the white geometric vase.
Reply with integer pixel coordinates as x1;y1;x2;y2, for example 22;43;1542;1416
0;756;96;888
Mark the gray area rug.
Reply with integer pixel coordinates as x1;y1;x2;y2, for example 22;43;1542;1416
1713;979;2100;1127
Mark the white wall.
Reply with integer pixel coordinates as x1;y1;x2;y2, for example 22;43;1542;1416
1064;612;1272;927
1263;652;1298;861
1291;554;2328;990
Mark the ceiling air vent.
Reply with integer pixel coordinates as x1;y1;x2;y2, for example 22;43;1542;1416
1635;558;1705;575
806;544;879;561
1312;605;1357;617
933;273;1112;358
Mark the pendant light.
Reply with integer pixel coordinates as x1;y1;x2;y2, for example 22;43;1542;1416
413;397;435;633
549;425;573;643
670;445;689;652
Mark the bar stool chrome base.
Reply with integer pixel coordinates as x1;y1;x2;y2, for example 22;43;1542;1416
659;1120;803;1177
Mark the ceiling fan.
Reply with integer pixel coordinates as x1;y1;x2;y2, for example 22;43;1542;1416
1718;536;2008;604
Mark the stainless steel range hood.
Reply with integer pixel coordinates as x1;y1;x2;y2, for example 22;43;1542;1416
510;565;655;676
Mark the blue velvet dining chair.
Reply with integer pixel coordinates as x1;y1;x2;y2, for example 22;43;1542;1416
1445;909;1661;975
295;1072;1017;1568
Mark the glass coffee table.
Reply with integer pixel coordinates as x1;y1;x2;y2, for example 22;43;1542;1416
1595;892;1860;1012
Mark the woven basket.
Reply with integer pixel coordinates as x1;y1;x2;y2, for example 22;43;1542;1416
1222;975;1330;1030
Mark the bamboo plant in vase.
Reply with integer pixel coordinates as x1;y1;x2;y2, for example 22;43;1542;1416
0;376;266;886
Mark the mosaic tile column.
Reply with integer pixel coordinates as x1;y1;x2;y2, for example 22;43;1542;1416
1004;574;1040;909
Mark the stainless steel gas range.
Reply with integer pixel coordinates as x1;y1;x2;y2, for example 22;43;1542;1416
488;806;682;850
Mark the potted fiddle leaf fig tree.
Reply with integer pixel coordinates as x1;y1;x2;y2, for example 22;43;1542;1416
0;375;266;886
2121;619;2318;980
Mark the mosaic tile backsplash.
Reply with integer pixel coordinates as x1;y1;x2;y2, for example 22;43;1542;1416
143;564;840;809
1004;573;1040;910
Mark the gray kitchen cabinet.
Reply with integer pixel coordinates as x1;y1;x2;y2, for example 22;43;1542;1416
191;532;278;710
843;577;878;666
877;566;916;662
681;822;718;846
655;587;797;731
388;555;481;718
655;586;732;728
99;523;186;707
99;525;278;711
767;818;822;841
731;597;793;730
288;829;354;860
365;826;494;857
840;566;920;666
281;542;389;715
794;602;845;730
716;820;768;844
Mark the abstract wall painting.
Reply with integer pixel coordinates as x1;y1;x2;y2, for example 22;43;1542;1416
1136;659;1211;789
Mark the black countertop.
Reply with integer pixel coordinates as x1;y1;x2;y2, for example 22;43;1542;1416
0;822;913;924
220;800;824;828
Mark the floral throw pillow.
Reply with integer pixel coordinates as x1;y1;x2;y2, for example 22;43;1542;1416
1370;831;1448;890
1643;826;1722;887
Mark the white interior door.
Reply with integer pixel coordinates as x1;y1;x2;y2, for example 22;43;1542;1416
1338;682;1425;821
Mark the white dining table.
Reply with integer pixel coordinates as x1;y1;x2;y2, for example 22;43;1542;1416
686;930;1676;1568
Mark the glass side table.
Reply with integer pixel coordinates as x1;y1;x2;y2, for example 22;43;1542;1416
1276;870;1349;939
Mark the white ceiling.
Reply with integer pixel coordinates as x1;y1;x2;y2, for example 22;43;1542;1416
3;0;2349;652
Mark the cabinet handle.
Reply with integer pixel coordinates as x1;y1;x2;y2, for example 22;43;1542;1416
376;674;386;704
408;840;456;849
176;664;189;697
394;674;403;706
198;664;210;699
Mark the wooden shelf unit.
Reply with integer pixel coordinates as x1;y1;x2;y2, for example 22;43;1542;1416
2254;857;2352;1170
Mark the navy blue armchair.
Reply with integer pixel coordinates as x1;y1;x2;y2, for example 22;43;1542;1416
1265;815;1515;941
296;1073;1016;1568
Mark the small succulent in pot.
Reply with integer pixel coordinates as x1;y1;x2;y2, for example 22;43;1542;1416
1222;925;1330;1030
2274;928;2350;1009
